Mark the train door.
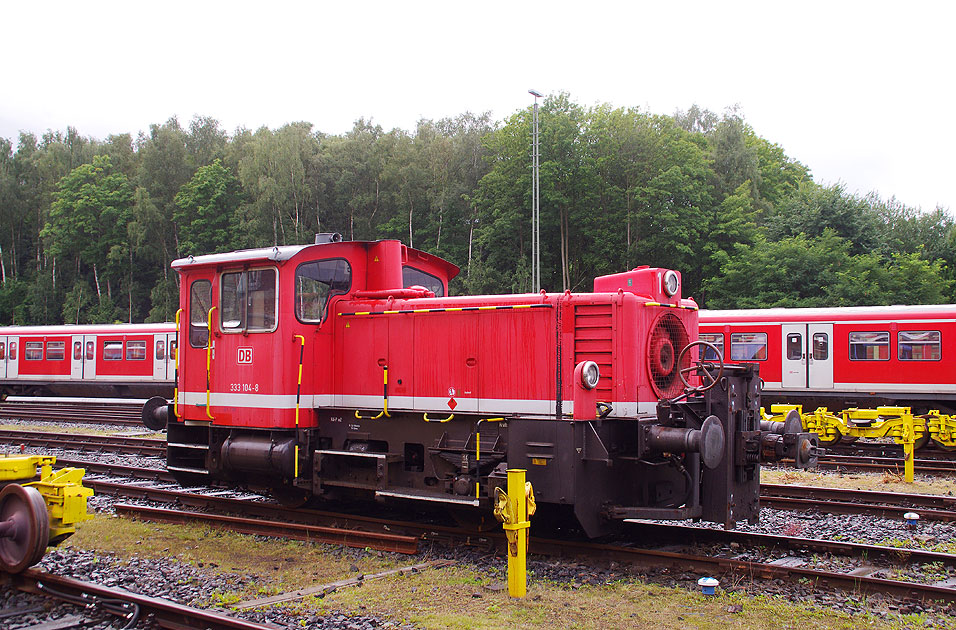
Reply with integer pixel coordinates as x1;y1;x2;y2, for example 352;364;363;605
153;333;173;381
781;324;806;388
0;335;6;379
70;335;85;379
807;323;833;389
6;337;17;379
83;336;97;380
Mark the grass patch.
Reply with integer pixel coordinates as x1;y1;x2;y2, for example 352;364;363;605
762;467;954;496
57;513;930;630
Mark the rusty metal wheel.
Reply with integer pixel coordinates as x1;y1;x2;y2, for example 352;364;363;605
0;483;50;573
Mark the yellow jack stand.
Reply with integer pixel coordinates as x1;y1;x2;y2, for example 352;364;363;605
493;469;536;598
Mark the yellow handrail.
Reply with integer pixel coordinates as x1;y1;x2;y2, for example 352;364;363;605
475;417;505;498
293;334;305;479
205;306;217;421
173;308;182;419
355;365;390;419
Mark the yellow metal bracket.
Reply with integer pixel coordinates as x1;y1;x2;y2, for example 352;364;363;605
493;469;536;598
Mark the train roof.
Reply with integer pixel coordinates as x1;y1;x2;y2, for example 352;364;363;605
170;240;460;280
700;304;956;323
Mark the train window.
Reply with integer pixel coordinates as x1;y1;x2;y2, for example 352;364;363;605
190;280;212;348
786;333;803;360
0;342;4;360
103;341;123;360
156;340;165;360
730;332;767;361
126;340;147;360
221;268;277;333
170;341;177;360
403;267;444;297
812;333;829;360
849;331;889;360
46;341;65;360
86;341;94;360
898;330;941;361
295;259;352;323
24;342;42;361
699;333;724;360
10;342;16;360
73;342;82;360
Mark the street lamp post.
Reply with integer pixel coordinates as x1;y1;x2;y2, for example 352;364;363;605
529;89;542;293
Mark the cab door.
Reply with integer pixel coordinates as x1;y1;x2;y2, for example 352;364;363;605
781;324;806;388
807;323;834;389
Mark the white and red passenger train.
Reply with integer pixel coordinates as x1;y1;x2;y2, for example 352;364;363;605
0;323;175;398
147;234;812;537
699;305;956;413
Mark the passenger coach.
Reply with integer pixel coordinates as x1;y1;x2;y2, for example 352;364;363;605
0;323;176;398
699;305;956;412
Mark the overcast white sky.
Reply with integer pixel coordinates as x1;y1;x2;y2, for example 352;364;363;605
3;1;953;212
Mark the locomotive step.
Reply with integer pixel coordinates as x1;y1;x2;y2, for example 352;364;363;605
376;488;480;507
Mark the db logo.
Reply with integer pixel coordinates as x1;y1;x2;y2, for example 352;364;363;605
237;347;253;364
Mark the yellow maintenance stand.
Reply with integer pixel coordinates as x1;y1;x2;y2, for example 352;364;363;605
764;404;956;482
0;454;93;573
493;469;536;598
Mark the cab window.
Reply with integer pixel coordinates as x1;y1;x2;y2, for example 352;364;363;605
295;259;352;323
221;268;277;332
190;280;212;348
403;266;444;297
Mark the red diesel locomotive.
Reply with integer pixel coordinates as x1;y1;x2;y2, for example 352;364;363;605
699;305;956;413
152;235;809;536
0;323;176;398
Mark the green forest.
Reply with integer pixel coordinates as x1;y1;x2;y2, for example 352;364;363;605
0;93;953;326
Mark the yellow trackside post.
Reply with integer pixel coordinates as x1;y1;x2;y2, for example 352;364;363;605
902;412;915;482
494;469;536;598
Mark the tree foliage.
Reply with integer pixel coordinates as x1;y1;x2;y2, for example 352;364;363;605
0;100;951;325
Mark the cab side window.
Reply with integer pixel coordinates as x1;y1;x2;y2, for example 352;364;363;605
221;269;277;333
190;280;212;348
403;266;444;297
295;259;352;323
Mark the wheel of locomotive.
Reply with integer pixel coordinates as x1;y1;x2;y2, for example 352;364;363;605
677;340;725;393
270;486;310;508
0;484;50;573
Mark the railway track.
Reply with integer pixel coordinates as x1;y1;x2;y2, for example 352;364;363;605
816;453;956;474
0;428;166;456
82;472;956;606
17;454;954;617
0;396;148;426
1;569;282;630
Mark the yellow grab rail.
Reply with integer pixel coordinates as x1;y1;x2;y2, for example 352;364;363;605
205;306;217;420
173;308;183;419
355;365;390;419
